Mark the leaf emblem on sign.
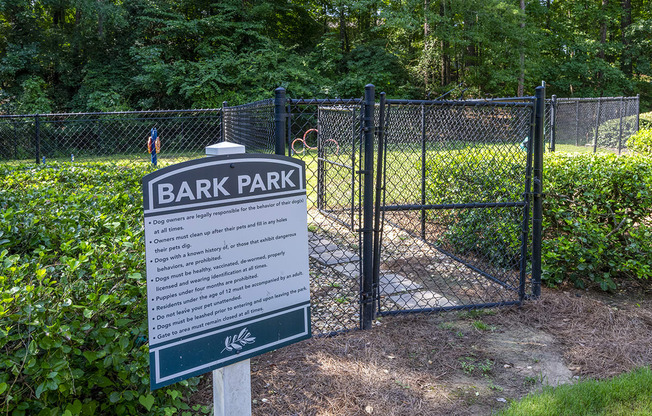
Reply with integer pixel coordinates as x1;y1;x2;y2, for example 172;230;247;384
221;328;256;353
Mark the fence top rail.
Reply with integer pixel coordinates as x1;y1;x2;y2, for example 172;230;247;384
553;96;638;103
223;98;274;111
33;113;223;125
0;108;222;119
385;98;535;107
287;97;364;105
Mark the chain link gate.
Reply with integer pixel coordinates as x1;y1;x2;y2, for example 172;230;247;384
316;106;361;231
286;97;369;334
371;90;544;317
221;85;543;334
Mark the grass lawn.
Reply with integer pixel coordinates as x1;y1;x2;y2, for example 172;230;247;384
500;366;652;416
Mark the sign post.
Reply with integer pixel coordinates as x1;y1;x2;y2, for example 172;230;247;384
207;142;250;416
142;144;311;411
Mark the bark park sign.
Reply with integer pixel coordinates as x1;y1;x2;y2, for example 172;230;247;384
142;154;311;390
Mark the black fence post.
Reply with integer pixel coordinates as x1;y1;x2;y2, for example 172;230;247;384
532;86;545;299
35;114;41;164
550;95;557;152
373;92;386;318
361;84;375;330
221;101;227;143
636;94;640;131
593;98;602;153
618;97;624;155
575;100;580;146
274;88;286;156
420;104;427;239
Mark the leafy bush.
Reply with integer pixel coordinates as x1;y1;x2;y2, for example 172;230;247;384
639;111;652;130
0;163;203;415
543;153;652;289
423;147;526;268
591;114;639;149
423;148;652;289
627;128;652;156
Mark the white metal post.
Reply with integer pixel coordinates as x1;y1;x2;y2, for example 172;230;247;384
205;141;252;416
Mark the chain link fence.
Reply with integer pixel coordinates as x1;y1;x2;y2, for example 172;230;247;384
288;98;366;335
376;99;536;316
0;109;222;164
0;87;546;337
223;99;275;154
547;95;640;153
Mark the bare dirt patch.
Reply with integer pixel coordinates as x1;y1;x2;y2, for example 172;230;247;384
191;287;652;415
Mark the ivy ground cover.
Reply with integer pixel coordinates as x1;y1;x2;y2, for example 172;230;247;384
0;163;205;415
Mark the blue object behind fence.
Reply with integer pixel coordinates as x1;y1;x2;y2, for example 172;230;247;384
151;127;157;166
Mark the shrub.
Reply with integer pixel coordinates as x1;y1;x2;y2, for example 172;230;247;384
0;163;200;415
422;147;526;269
639;111;652;130
422;148;652;290
590;114;639;149
627;128;652;156
543;153;652;289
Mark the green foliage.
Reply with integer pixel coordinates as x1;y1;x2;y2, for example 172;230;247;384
499;366;652;416
423;147;652;290
422;146;526;269
1;0;648;111
17;77;53;114
0;163;199;415
590;114;640;149
639;112;652;130
627;128;652;156
543;153;652;289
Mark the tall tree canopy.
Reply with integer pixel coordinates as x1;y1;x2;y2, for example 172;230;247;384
0;0;649;113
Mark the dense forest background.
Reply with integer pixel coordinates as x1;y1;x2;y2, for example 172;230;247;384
0;0;650;114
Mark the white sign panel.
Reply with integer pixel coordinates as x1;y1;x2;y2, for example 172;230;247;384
143;154;310;390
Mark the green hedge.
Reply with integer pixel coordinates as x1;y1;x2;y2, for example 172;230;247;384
591;114;638;149
423;149;652;290
543;153;652;290
0;164;205;415
422;148;526;269
627;128;652;156
640;111;652;130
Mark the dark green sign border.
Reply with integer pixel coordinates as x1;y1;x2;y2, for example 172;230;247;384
150;303;310;390
143;154;311;391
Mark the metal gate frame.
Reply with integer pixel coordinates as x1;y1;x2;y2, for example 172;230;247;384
272;85;543;332
316;105;361;231
369;87;545;320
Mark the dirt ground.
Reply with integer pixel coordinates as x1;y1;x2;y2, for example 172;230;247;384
191;285;652;415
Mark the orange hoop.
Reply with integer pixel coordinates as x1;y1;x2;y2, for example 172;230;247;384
147;137;161;153
291;129;319;154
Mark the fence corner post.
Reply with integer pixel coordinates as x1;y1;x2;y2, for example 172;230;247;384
35;114;41;164
362;84;375;330
550;95;557;152
532;86;545;299
593;98;602;153
636;94;640;132
274;87;287;156
221;101;228;143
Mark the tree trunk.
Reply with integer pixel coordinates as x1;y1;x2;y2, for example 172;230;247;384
620;0;632;77
440;0;450;87
424;0;430;93
518;0;525;97
339;5;349;54
599;0;608;60
97;0;104;39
